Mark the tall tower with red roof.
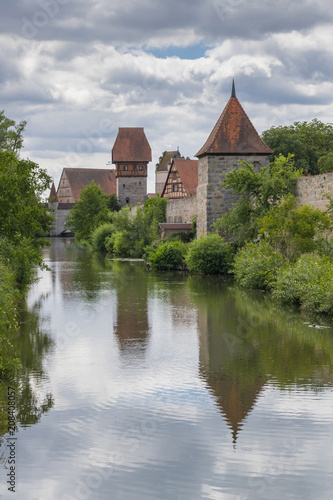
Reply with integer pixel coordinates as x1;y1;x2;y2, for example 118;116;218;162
112;127;152;206
195;81;273;236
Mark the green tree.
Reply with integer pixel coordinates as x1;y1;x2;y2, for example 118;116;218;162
213;154;302;247
0;150;53;285
259;195;332;260
144;196;168;240
66;181;110;241
0;110;27;153
106;194;121;212
261;119;333;175
318;152;333;174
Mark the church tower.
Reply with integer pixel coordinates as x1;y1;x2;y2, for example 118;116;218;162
112;127;152;206
195;81;273;236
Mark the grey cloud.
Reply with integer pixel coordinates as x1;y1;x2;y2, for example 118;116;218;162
2;0;332;46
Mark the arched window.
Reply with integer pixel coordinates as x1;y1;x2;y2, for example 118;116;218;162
126;197;130;204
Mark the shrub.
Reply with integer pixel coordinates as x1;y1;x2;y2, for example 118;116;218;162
272;253;333;313
149;241;188;270
112;231;131;258
315;236;333;260
232;240;285;289
186;234;232;274
0;258;20;378
91;223;115;253
259;195;331;261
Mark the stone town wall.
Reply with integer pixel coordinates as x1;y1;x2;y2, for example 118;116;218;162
166;196;197;224
196;155;270;236
296;172;333;211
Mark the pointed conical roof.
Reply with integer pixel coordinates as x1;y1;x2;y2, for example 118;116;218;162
196;82;273;157
49;182;58;202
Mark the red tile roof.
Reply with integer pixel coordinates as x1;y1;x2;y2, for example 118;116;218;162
112;127;152;163
196;96;273;157
174;158;198;196
60;168;116;200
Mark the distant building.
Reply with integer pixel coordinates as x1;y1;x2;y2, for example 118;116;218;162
161;158;198;199
112;127;151;206
155;149;183;195
56;168;116;203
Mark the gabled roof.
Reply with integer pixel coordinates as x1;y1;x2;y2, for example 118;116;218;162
49;182;58;202
156;150;181;172
196;82;273;157
112;127;152;163
162;158;198;197
59;168;116;200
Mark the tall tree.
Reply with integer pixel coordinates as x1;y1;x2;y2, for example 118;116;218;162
261;119;333;175
66;181;111;241
0;110;27;153
213;154;302;247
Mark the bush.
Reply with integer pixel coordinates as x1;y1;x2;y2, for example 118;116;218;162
232;241;285;289
315;236;333;260
149;241;188;270
91;223;114;253
259;195;331;261
186;234;232;274
0;258;20;378
111;231;131;258
272;253;333;313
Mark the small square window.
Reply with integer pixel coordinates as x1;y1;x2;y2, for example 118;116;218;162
139;165;143;170
124;165;128;171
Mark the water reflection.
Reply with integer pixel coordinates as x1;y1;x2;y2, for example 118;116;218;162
1;240;333;500
0;294;54;480
111;261;150;357
187;275;333;444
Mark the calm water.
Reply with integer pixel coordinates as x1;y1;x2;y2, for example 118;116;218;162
1;238;333;500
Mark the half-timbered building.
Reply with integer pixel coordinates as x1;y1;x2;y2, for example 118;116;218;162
161;158;198;199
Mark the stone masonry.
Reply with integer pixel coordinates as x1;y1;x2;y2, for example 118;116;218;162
116;177;147;207
196;155;270;236
296;172;333;211
166;196;197;224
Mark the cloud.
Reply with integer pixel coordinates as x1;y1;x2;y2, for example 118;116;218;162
1;1;333;193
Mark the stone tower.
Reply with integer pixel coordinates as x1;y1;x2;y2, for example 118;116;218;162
112;127;152;206
195;81;273;236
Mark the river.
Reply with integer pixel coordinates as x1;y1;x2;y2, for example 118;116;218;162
1;237;333;500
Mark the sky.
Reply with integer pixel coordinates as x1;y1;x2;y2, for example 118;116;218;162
1;0;333;194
